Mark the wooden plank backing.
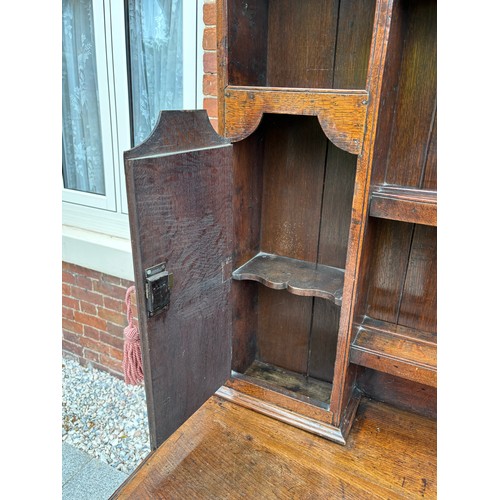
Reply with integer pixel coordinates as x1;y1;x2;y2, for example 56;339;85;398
383;0;437;187
266;0;339;88
112;397;436;499
257;114;327;374
397;224;437;333
125;111;233;449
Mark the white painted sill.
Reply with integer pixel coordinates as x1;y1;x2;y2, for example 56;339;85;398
62;225;134;281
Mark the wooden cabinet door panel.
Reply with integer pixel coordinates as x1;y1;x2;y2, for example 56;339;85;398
125;111;233;448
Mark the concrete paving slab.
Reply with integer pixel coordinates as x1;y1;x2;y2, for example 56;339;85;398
62;444;127;500
62;442;93;486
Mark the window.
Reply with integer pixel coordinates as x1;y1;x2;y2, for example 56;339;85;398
62;0;203;278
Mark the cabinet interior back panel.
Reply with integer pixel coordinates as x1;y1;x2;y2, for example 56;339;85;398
383;0;437;187
254;115;356;378
227;0;376;89
364;219;437;334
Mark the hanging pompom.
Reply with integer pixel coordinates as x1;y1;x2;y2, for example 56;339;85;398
123;286;144;385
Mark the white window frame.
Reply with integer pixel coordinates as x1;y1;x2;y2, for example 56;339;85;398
62;0;117;212
62;0;205;279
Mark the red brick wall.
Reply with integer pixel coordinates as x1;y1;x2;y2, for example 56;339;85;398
62;262;138;379
203;0;218;132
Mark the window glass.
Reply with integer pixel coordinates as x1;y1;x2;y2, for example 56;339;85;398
62;0;105;195
127;0;183;145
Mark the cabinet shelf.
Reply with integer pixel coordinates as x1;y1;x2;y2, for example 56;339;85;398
232;252;344;306
350;317;437;387
222;86;368;154
369;185;437;226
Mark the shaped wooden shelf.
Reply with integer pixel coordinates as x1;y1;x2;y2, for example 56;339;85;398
350;317;437;387
369;185;437;226
221;86;368;154
232;252;344;306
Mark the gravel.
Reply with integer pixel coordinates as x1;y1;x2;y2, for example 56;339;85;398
62;355;150;474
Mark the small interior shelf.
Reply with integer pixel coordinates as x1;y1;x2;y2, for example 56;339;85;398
236;360;333;406
350;317;437;387
369;185;437;226
222;86;368;154
232;252;344;305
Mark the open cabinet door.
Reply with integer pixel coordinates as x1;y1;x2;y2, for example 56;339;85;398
125;111;233;449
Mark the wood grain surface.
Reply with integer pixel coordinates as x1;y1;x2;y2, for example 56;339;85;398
256;114;327;375
125;111;233;449
222;86;368;154
351;316;437;387
112;396;436;499
329;0;396;424
370;185;437;226
233;252;344;305
357;368;437;419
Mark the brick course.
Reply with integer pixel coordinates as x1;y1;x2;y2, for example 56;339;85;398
62;262;137;379
202;0;218;133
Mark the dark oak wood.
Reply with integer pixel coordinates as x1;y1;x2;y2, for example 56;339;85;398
329;0;397;425
266;0;339;88
383;0;437;188
370;185;437;226
397;224;437;333
217;385;360;444
124;0;438;456
256;114;328;375
421;112;437;190
224;375;335;425
350;316;437;387
125;111;233;449
232;252;344;305
365;218;415;324
242;360;333;405
357;368;437;419
112;396;437;499
230;130;264;374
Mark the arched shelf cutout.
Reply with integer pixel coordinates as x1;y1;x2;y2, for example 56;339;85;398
220;86;368;155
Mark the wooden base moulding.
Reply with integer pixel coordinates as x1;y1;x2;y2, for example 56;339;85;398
216;384;361;445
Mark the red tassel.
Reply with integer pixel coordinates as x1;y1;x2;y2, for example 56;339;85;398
123;286;143;385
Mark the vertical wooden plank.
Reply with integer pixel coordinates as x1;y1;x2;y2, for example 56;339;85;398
332;0;377;89
317;147;357;269
397;224;437;333
309;147;356;381
231;131;265;373
260;115;327;262
384;0;437;187
365;219;414;323
257;288;314;374
421;112;437;190
308;0;375;382
357;368;437;418
308;300;340;383
266;0;338;88
369;0;406;185
125;111;233;449
226;0;269;86
329;0;397;425
258;115;328;374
